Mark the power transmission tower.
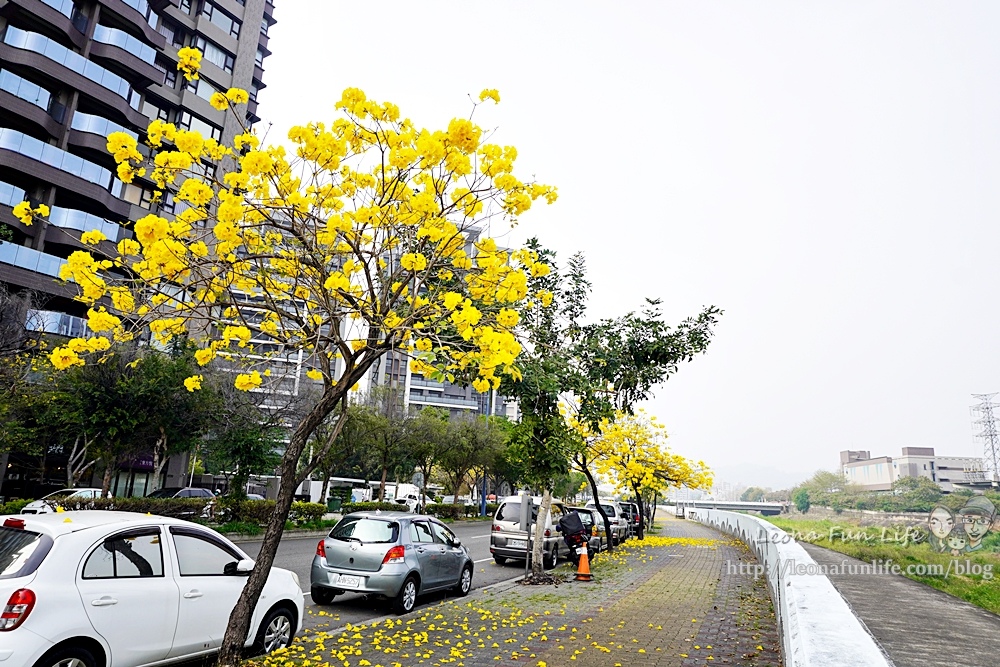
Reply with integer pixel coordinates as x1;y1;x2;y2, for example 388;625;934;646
971;393;1000;482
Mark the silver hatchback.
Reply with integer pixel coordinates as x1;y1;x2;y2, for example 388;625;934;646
311;511;473;614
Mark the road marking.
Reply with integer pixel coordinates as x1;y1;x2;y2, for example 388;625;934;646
474;557;494;563
470;534;491;539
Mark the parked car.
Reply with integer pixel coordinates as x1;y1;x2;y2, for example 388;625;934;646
490;496;569;568
311;511;473;614
567;506;608;553
619;501;642;538
21;488;105;515
246;493;266;501
585;499;628;545
0;510;304;667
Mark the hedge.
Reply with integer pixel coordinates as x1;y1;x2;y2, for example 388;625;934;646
0;498;32;515
424;503;498;519
50;496;326;527
340;502;406;514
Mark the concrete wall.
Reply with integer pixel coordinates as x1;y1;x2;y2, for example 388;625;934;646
686;508;892;667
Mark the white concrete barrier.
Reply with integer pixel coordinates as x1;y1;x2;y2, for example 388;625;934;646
686;508;892;667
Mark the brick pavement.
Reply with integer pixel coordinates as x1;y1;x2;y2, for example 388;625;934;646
256;516;782;667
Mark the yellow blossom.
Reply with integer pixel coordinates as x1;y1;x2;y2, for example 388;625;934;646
234;371;263;391
184;375;203;392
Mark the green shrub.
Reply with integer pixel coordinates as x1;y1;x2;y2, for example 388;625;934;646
340;501;404;514
215;498;275;525
0;498;32;515
427;503;463;520
289;501;326;525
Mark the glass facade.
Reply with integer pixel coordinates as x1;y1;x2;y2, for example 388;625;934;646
0;180;25;207
25;309;90;337
48;205;122;241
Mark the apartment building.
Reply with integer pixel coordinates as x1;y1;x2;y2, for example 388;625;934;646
0;0;276;498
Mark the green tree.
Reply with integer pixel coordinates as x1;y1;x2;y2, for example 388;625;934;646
741;486;767;502
408;407;450;510
793;488;811;513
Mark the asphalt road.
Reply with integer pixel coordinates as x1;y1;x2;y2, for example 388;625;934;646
239;520;528;631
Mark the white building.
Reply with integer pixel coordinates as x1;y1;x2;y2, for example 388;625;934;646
841;447;986;492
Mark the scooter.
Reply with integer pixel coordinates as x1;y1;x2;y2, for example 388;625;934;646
558;511;596;566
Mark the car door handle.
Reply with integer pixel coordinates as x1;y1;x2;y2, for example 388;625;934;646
183;590;204;599
416;547;426;553
91;597;118;607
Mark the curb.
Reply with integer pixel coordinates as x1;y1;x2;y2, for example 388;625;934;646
228;529;331;544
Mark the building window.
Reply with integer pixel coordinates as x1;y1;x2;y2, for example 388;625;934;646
201;2;241;38
123;183;155;209
255;48;265;68
185;77;218;104
192;36;234;73
140;98;170;122
260;19;269;36
153;58;177;89
176;111;222;141
179;0;194;15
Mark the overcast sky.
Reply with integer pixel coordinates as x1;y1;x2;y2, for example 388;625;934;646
261;2;1000;489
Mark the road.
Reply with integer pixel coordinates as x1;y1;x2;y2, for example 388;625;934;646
239;520;527;631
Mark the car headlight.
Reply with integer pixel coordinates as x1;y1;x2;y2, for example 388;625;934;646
290;571;301;589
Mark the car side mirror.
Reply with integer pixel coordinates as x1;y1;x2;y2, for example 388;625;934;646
225;559;255;575
450;537;462;547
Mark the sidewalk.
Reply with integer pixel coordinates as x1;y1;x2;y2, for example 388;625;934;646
803;543;1000;667
259;516;782;667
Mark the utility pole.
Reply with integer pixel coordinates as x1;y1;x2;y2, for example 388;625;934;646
971;393;1000;483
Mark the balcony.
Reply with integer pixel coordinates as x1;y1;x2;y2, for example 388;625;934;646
48;205;122;243
25;309;91;338
0;128;122;196
0;243;66;277
2;27;142;110
93;25;156;64
408;392;480;409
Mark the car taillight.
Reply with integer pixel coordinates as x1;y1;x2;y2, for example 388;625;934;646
2;518;24;530
492;524;501;531
316;540;326;558
592;526;598;536
0;589;35;631
544;529;551;537
382;545;406;564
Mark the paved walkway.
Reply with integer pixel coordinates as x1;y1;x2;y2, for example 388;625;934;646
803;543;1000;667
267;516;781;667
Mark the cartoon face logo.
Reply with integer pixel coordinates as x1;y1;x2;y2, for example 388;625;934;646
946;525;968;554
958;497;996;551
928;506;955;540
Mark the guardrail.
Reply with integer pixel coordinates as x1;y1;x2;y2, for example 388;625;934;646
686;508;892;667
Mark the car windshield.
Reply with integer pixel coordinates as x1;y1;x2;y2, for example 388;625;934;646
600;504;617;515
330;517;398;543
145;487;183;498
0;527;48;579
498;502;538;523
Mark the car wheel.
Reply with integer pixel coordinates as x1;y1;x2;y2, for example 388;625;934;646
253;606;295;655
493;555;507;566
544;547;557;569
311;586;337;605
454;565;473;596
34;646;97;667
394;575;419;615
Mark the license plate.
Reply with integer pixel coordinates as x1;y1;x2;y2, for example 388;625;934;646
336;575;361;588
508;540;527;549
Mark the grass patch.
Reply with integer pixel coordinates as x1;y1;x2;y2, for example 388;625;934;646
763;515;1000;615
217;521;263;536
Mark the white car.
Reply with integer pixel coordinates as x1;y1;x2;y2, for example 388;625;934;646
0;511;304;667
21;489;105;514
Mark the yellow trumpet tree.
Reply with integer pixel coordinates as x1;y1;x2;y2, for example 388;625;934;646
590;409;712;538
18;51;555;664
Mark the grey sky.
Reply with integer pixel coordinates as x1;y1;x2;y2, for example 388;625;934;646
262;2;1000;489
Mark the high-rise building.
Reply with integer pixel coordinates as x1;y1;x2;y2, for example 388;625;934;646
0;0;276;497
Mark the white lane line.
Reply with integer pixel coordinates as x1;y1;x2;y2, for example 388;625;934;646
470;534;491;539
474;557;494;563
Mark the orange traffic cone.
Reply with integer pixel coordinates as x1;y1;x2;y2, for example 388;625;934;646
574;548;593;582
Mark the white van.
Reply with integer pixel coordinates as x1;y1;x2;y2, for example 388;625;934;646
585;499;628;545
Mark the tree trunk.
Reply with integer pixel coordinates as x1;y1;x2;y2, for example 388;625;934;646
379;466;387;501
530;489;551;577
216;387;345;667
66;435;96;488
319;472;331;505
100;456;116;498
581;465;613;552
631;484;645;540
